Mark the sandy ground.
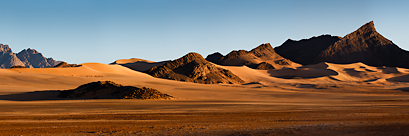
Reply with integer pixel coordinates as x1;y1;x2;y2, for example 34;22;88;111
1;62;409;135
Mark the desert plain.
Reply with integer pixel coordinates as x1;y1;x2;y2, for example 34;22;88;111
1;61;409;135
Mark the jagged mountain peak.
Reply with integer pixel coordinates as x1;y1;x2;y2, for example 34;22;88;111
0;44;12;53
0;44;61;68
354;21;376;33
19;48;40;54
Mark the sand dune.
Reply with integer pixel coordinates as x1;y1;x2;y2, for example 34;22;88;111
111;58;169;72
112;58;155;64
1;61;409;135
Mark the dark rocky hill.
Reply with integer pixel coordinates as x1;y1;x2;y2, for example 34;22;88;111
146;52;245;84
315;21;409;68
275;21;409;68
206;43;298;69
58;81;174;99
275;35;341;65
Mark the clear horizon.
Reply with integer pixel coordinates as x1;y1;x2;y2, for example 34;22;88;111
1;0;408;64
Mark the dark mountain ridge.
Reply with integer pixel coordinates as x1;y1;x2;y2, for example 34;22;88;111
275;35;341;65
275;21;409;68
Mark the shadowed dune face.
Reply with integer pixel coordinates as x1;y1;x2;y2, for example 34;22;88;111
110;58;169;72
119;61;169;72
268;63;338;79
387;75;409;82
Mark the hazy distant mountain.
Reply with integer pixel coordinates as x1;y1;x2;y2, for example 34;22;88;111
146;52;245;84
0;44;61;68
0;44;25;68
275;21;409;68
206;43;299;70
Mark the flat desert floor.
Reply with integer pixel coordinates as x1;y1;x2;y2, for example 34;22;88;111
1;62;409;135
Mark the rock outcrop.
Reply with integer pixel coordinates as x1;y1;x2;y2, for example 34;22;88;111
58;81;174;99
207;43;299;69
146;52;245;84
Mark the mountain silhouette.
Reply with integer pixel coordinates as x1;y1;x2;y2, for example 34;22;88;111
275;21;409;68
275;35;341;65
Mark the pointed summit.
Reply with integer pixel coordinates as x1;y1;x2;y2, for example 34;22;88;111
0;44;12;53
250;43;274;53
314;21;409;68
356;21;376;33
274;21;409;68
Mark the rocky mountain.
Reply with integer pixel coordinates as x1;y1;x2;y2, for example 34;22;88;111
17;48;60;68
0;44;25;68
0;44;61;68
206;43;300;69
275;35;341;65
275;21;409;68
146;52;245;84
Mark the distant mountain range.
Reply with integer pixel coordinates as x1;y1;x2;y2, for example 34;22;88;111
0;44;61;68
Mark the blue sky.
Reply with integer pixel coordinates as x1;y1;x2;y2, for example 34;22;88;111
0;0;408;64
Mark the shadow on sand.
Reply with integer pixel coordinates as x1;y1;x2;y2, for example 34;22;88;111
396;87;409;93
0;91;63;101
